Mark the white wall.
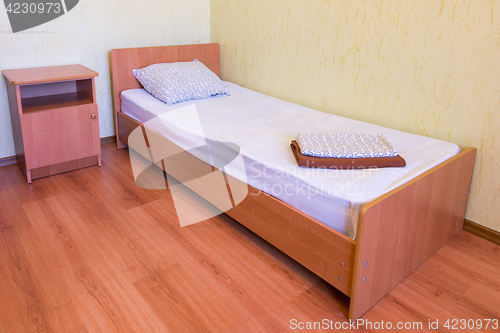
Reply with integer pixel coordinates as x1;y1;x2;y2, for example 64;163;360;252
0;0;210;158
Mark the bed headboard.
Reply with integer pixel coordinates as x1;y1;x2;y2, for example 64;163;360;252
110;43;221;146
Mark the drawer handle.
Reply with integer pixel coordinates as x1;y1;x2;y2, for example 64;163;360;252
91;113;98;119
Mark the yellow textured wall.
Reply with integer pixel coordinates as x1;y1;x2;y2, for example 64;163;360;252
211;0;500;231
0;0;210;158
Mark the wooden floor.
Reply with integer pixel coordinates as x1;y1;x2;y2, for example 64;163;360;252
0;144;499;332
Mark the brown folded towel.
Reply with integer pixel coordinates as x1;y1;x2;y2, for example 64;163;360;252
290;140;406;169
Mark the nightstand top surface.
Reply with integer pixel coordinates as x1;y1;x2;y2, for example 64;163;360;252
2;64;98;85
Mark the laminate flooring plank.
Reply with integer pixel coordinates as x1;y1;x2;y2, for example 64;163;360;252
179;216;319;306
400;261;470;312
49;175;177;282
65;324;89;333
22;196;169;333
125;199;262;332
95;144;164;209
447;232;500;270
185;226;320;325
163;261;259;332
0;167;32;226
426;246;500;293
290;280;350;328
131;189;319;300
0;221;82;332
16;219;83;332
364;284;482;333
212;214;322;297
99;144;176;203
22;197;132;332
49;155;160;212
128;200;286;332
450;285;500;332
176;211;317;302
132;231;260;333
52;192;173;332
134;265;213;333
0;165;81;333
1;164;61;204
0;226;28;333
128;198;316;332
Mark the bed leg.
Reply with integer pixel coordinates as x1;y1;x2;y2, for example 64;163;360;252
117;138;127;149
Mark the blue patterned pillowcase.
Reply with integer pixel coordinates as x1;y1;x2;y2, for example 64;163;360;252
132;60;229;106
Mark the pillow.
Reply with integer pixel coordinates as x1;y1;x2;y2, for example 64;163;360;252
132;60;229;106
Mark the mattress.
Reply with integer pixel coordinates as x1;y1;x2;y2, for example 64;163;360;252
121;82;460;239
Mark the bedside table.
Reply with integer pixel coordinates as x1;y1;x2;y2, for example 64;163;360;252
2;65;101;183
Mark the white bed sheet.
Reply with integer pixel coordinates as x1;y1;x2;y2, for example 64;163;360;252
121;82;460;239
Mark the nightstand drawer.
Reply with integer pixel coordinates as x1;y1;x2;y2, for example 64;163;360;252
22;104;100;169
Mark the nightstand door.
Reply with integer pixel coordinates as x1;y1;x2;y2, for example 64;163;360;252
22;105;100;169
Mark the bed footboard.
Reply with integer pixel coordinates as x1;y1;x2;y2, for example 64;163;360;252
349;148;477;320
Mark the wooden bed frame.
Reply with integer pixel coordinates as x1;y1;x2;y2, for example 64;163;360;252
110;43;477;320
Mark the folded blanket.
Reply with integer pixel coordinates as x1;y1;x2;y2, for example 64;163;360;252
296;133;399;158
290;140;406;169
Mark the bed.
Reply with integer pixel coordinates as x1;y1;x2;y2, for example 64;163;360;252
110;43;476;320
